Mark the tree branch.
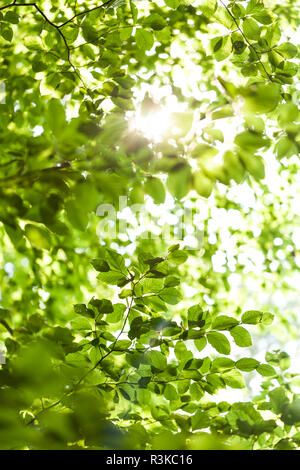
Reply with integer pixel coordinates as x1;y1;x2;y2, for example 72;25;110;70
218;0;273;81
25;262;157;427
0;0;117;25
58;0;117;28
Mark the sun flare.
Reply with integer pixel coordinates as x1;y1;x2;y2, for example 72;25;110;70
131;108;172;141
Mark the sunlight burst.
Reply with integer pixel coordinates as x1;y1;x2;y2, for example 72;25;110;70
131;108;172;141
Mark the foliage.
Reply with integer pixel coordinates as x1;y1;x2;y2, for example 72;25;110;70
0;0;300;450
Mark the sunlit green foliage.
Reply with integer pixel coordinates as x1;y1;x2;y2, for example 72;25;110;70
1;0;300;450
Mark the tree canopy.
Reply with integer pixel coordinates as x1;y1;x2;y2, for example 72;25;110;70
1;0;300;450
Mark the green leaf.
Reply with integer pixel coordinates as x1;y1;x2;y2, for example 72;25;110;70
190;382;204;400
164;383;178;400
223;150;245;184
191;143;218;159
230;326;252;347
120;26;133;41
193;170;214;198
265;23;281;47
46;99;66;137
0;0;297;450
252;10;272;25
143;14;167;31
243;83;282;113
159;287;182;305
168;250;188;265
222;369;245;389
211;104;234;120
89;298;114;314
211;35;232;62
164;0;180;8
70;317;92;331
171;112;194;136
1;25;13;42
211;357;235;372
32;59;47;73
24;35;43;50
275;136;297;160
91;259;110;272
269;387;289;414
24;224;51;251
167;164;191;200
215;5;234;28
164;276;180;288
207;332;231;355
278;102;299;124
74;304;94;318
119;289;132;299
235;131;269;150
174;341;190;362
151;404;169;421
97;271;127;285
239;153;265;181
106;249;126;272
204;128;224;143
144;177;166;204
276;42;298;59
241;310;263;324
191;410;211;430
144;257;164;268
261;312;274;325
4;11;19;24
142;295;168;312
109;303;126;323
114;340;131;351
65;200;88;231
194;337;207;353
201;0;217;15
